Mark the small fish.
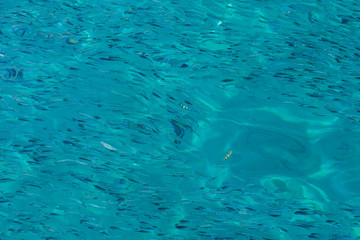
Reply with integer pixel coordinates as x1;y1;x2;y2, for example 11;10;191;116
67;38;78;44
179;103;190;110
124;8;134;14
170;119;184;138
100;141;117;151
222;150;232;161
3;68;23;79
12;26;27;37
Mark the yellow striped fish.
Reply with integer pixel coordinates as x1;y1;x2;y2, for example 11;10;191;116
179;103;190;110
222;150;232;161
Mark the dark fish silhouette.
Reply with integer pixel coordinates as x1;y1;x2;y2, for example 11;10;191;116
1;68;23;80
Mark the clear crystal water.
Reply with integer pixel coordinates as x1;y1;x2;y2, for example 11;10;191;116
1;0;360;239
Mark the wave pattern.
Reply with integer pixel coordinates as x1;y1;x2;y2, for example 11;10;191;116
1;0;360;239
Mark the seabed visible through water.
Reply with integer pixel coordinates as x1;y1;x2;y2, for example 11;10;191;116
0;0;360;239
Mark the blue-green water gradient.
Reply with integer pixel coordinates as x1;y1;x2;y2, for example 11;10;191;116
1;0;360;239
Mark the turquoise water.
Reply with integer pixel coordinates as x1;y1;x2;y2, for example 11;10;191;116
1;0;360;239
